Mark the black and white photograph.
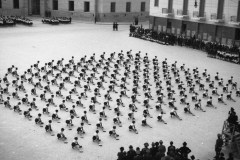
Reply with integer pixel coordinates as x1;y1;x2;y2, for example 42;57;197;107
0;0;240;160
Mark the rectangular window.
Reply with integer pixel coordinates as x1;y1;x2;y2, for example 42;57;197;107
84;1;90;12
154;0;159;7
110;2;116;12
13;0;19;9
126;2;131;12
0;0;2;8
141;2;146;12
53;0;58;10
69;1;74;11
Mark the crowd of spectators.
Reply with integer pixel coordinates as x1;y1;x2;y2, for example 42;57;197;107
129;25;240;64
227;107;239;133
214;107;239;160
117;140;194;160
214;108;238;160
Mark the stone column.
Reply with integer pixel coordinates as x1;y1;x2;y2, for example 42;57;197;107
168;0;173;13
182;0;188;15
237;0;240;22
199;0;205;17
94;0;98;23
217;0;224;19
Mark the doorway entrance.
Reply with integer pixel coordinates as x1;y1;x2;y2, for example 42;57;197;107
31;0;40;15
182;23;187;34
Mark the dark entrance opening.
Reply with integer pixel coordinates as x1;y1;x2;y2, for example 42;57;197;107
166;20;172;33
182;23;187;34
235;28;240;40
32;0;40;15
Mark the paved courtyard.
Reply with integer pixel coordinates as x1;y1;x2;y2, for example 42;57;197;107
0;18;240;160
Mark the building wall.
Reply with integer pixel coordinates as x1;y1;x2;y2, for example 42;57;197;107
149;0;240;45
0;0;28;16
223;0;238;22
172;0;184;14
48;0;95;21
49;0;150;22
96;0;149;22
98;0;149;13
150;0;168;16
150;0;238;22
0;0;149;22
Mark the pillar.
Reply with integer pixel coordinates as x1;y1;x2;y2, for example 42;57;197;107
153;17;156;30
28;0;32;15
183;0;188;15
199;0;205;17
168;0;173;13
217;0;224;19
94;0;99;23
237;0;240;22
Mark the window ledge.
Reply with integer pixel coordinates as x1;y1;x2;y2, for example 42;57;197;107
209;19;224;23
191;17;206;21
228;21;240;26
175;15;189;19
162;13;174;17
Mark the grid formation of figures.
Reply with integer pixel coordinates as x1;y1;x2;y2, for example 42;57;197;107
0;50;239;156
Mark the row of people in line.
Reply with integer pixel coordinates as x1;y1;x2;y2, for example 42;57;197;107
0;15;32;25
42;17;72;24
117;141;193;160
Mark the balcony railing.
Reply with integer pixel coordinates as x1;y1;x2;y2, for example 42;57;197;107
229;16;240;25
230;16;237;22
162;8;168;14
177;9;183;15
193;11;199;18
176;9;189;19
162;8;174;17
209;13;225;23
191;11;206;21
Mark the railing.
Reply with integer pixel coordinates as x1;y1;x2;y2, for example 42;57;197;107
193;11;199;18
230;16;237;22
210;13;217;20
210;13;225;20
162;8;168;14
177;9;183;16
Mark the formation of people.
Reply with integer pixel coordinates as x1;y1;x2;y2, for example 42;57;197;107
0;50;239;157
0;15;33;26
42;17;72;24
0;15;72;26
129;26;240;64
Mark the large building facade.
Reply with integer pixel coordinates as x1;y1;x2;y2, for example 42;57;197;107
149;0;240;46
0;0;149;22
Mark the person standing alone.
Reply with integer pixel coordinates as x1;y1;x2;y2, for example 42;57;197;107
215;134;224;159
